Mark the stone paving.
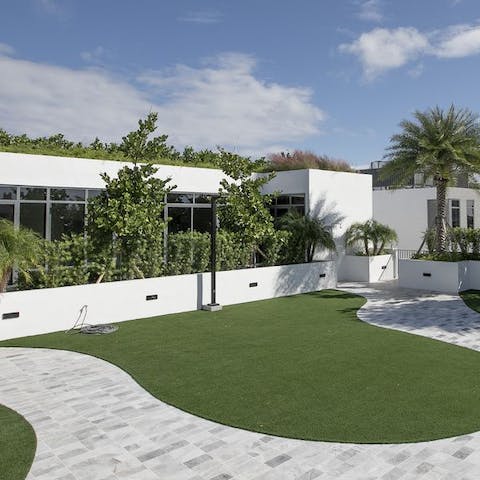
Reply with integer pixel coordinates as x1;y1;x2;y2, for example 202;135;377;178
2;282;480;479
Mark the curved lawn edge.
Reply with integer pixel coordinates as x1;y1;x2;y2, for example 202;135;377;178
0;404;36;480
3;289;480;444
460;290;480;313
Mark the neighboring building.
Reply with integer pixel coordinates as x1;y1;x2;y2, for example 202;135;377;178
358;161;478;251
0;152;372;260
359;161;469;190
373;187;479;250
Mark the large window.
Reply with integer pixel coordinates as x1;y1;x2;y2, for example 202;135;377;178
0;184;102;240
270;194;305;219
166;192;212;234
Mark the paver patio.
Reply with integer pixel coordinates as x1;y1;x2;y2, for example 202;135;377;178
2;282;480;479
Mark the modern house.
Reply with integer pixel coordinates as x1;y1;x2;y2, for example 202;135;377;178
0;150;372;260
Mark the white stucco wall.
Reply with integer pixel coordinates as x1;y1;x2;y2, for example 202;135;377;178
338;254;394;282
0;262;336;340
373;187;480;250
0;151;226;192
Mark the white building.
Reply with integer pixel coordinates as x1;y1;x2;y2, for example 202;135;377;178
0;151;373;260
373;188;479;251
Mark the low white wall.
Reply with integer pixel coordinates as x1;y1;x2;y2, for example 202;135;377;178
0;261;336;340
398;259;480;293
338;255;394;282
204;261;336;306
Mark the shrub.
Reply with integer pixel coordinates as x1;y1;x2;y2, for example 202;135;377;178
264;150;353;173
166;232;210;275
18;234;97;289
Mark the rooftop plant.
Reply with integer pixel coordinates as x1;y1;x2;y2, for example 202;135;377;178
263;150;353;172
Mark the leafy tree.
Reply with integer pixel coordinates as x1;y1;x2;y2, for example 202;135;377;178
217;150;277;261
278;210;336;263
0;219;42;292
382;105;480;252
87;114;175;280
119;112;175;163
345;220;397;256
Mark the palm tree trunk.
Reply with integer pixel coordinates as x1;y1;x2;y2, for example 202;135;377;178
0;268;11;293
435;179;448;253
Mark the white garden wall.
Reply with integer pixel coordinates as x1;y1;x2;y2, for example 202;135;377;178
0;261;336;340
338;254;394;282
398;259;480;293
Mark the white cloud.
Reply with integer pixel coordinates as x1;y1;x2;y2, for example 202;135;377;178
0;43;14;56
81;46;109;65
34;0;65;16
357;0;384;23
339;27;429;79
340;23;480;79
435;24;480;58
0;50;324;155
178;11;223;24
138;53;324;151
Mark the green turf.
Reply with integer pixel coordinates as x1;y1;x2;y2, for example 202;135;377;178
0;405;36;480
3;289;480;443
461;290;480;313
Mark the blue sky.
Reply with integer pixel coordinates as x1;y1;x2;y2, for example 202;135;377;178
1;0;480;166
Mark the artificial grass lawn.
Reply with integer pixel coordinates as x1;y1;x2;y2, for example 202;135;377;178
460;290;480;313
0;405;36;480
3;290;480;443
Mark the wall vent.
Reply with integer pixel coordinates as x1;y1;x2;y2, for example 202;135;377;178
146;294;158;301
423;273;432;277
2;312;19;320
249;282;258;288
319;273;326;278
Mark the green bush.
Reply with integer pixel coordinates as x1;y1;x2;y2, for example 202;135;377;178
166;232;210;275
18;234;95;289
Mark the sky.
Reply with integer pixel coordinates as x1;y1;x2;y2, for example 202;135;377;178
1;0;480;167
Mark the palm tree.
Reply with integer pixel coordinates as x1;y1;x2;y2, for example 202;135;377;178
345;220;397;256
0;219;42;292
278;210;336;262
382;105;480;253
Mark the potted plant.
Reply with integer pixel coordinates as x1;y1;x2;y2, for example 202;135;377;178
339;220;397;282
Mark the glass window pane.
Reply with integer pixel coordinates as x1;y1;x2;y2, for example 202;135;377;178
292;205;305;215
168;207;191;233
276;196;289;205
467;200;474;229
193;208;211;233
194;193;212;204
275;207;290;218
450;199;460;228
0;186;17;200
427;199;437;228
51;204;85;240
0;204;14;222
291;195;305;205
20;187;47;201
167;193;193;204
20;203;46;237
51;188;85;201
87;189;103;200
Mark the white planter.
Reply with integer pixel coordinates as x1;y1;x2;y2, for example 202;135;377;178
398;259;480;293
0;261;336;341
338;254;394;283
